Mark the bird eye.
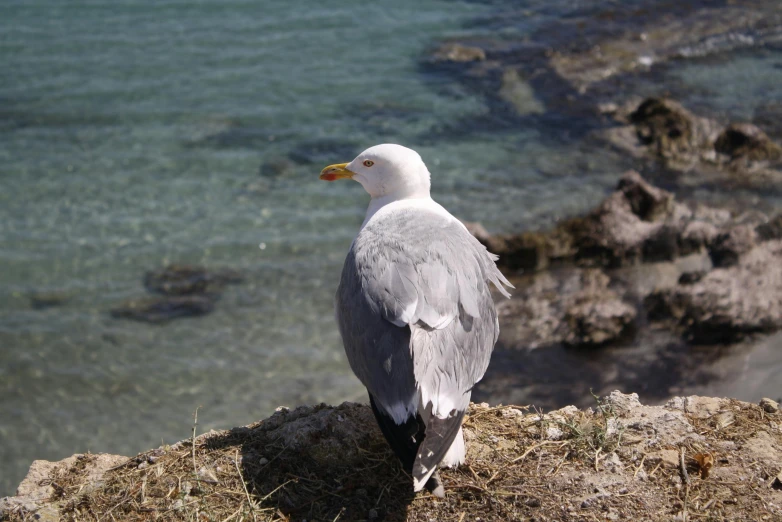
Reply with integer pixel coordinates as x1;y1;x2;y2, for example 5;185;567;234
363;160;374;167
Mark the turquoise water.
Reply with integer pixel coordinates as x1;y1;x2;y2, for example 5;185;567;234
1;0;781;495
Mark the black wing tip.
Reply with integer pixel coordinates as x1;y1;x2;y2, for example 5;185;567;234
369;394;424;473
411;409;466;488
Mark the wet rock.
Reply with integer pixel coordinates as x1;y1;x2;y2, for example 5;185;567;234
110;295;215;324
431;42;486;63
29;291;71;310
143;264;243;296
628;98;717;166
566;171;683;267
715;123;782;162
489;171;727;270
708;225;757;268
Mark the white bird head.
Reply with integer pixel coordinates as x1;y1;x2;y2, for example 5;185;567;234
320;144;431;200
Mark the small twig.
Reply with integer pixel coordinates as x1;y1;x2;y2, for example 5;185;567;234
191;406;200;477
633;454;647;479
594;447;602;472
548;451;570;476
680;447;691;486
235;449;257;522
510;440;569;463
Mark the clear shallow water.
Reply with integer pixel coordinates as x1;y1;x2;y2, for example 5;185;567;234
1;0;781;495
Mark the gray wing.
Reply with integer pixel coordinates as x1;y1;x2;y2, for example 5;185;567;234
336;208;512;421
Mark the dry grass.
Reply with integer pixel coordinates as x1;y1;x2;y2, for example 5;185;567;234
5;397;781;521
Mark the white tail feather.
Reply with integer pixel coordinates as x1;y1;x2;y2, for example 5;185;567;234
440;427;465;468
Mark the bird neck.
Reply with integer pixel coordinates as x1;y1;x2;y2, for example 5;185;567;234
362;193;432;229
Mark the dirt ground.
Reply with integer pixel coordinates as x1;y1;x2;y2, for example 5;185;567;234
2;392;781;521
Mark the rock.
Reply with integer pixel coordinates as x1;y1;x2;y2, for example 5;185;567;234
143;264;243;296
485;231;554;272
714;123;782;162
498;268;636;349
28;291;71;310
660;240;782;343
756;214;782;242
628;98;716;166
708;225;757;268
498;68;546;116
566;171;681;267
760;398;779;414
562;271;637;347
110;294;215;323
430;43;485;63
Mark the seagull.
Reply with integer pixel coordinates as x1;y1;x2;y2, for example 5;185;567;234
320;144;512;496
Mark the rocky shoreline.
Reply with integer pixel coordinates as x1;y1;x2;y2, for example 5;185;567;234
2;392;780;521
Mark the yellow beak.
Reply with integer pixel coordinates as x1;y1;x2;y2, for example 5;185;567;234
320;162;355;182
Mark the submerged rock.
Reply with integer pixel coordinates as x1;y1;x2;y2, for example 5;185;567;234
28;291;71;310
143;264;243;296
430;42;485;63
110;295;215;324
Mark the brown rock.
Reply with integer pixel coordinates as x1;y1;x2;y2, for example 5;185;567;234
760;398;779;414
144;264;244;296
715;123;782;161
629;98;708;164
431;43;486;63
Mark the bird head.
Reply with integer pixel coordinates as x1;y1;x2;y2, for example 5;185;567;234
320;144;431;199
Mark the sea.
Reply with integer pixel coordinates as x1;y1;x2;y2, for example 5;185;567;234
2;0;781;495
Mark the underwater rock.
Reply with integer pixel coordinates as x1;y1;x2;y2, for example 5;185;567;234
110;295;215;324
430;42;486;63
28;291;71;310
143;264;243;296
259;156;296;178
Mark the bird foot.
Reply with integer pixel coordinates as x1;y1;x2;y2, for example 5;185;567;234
425;471;445;498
